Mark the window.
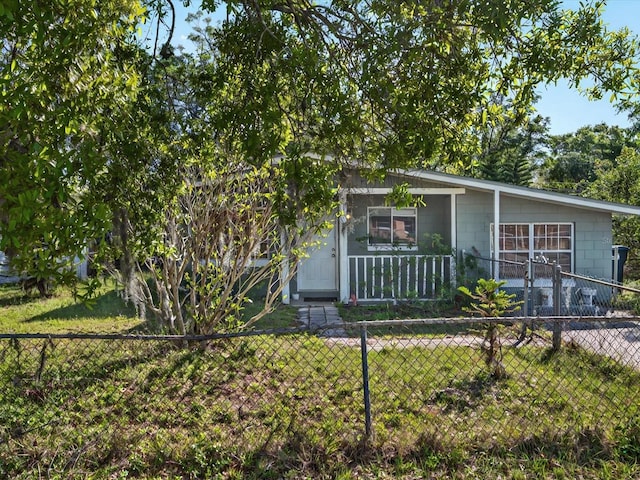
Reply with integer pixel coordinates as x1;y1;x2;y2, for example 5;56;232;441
368;207;417;249
493;223;573;278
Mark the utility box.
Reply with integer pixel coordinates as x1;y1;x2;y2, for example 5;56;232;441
612;245;630;284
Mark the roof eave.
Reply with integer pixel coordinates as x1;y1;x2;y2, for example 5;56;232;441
394;169;640;216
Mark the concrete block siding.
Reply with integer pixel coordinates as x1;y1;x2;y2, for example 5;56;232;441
335;170;633;303
456;192;613;280
346;179;615;280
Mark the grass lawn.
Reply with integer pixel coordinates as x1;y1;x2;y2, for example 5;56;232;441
244;299;301;330
339;299;480;337
0;281;143;333
338;299;461;322
0;281;300;333
1;283;639;478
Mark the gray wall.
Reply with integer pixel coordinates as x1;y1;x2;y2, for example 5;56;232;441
347;194;451;255
345;170;615;280
456;192;613;279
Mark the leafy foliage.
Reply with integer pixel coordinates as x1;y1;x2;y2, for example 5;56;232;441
537;124;635;194
458;278;522;378
458;278;522;318
99;14;344;333
0;0;145;287
586;147;640;278
473;101;549;186
189;0;639;172
2;0;640;325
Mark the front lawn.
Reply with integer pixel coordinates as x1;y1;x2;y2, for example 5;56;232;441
0;281;142;333
1;331;639;479
1;283;639;478
0;281;300;333
339;299;480;336
338;298;461;323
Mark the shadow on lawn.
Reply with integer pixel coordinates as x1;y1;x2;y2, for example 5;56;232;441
0;288;43;308
430;372;499;413
24;289;137;323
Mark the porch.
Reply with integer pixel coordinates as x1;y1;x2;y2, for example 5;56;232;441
348;254;455;302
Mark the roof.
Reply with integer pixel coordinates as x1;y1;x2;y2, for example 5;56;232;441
394;169;640;216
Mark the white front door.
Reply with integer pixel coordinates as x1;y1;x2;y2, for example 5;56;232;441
297;224;338;291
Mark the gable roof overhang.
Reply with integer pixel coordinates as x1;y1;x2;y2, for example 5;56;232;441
393;169;640;216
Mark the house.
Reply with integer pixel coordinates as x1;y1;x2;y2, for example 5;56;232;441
284;169;640;305
0;248;88;286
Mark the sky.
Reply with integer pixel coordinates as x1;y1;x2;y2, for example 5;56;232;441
165;0;640;136
535;0;640;135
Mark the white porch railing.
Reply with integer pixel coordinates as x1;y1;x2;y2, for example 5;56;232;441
348;254;455;301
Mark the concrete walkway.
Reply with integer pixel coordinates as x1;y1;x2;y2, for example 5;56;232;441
297;303;347;337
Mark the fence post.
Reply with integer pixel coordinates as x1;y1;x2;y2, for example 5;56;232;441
529;258;536;314
552;263;563;351
360;325;372;439
523;263;529;317
516;262;530;344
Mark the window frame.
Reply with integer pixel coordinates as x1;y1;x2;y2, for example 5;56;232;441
367;206;418;251
491;222;574;280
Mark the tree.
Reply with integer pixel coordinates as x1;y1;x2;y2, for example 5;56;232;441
536;123;634;193
2;0;639;327
0;0;146;292
586;147;640;279
458;278;522;379
136;0;640;177
472;96;549;186
87;14;344;333
110;159;334;334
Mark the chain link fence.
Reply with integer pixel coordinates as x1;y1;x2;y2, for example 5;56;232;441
2;314;640;477
464;252;640;318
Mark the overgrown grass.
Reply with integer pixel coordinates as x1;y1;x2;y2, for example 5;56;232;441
1;285;639;478
614;280;640;314
339;300;478;336
339;299;460;322
0;281;301;333
1;333;639;478
243;300;301;330
0;281;142;333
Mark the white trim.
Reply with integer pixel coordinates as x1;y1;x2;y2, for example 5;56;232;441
367;206;418;251
339;192;350;303
491;222;575;281
493;190;500;280
450;194;458;287
450;194;457;255
280;230;290;304
348;187;465;195
348;254;454;300
366;244;419;252
394;169;640;216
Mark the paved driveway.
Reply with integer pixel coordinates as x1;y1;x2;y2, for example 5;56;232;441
564;322;640;369
300;307;640;370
